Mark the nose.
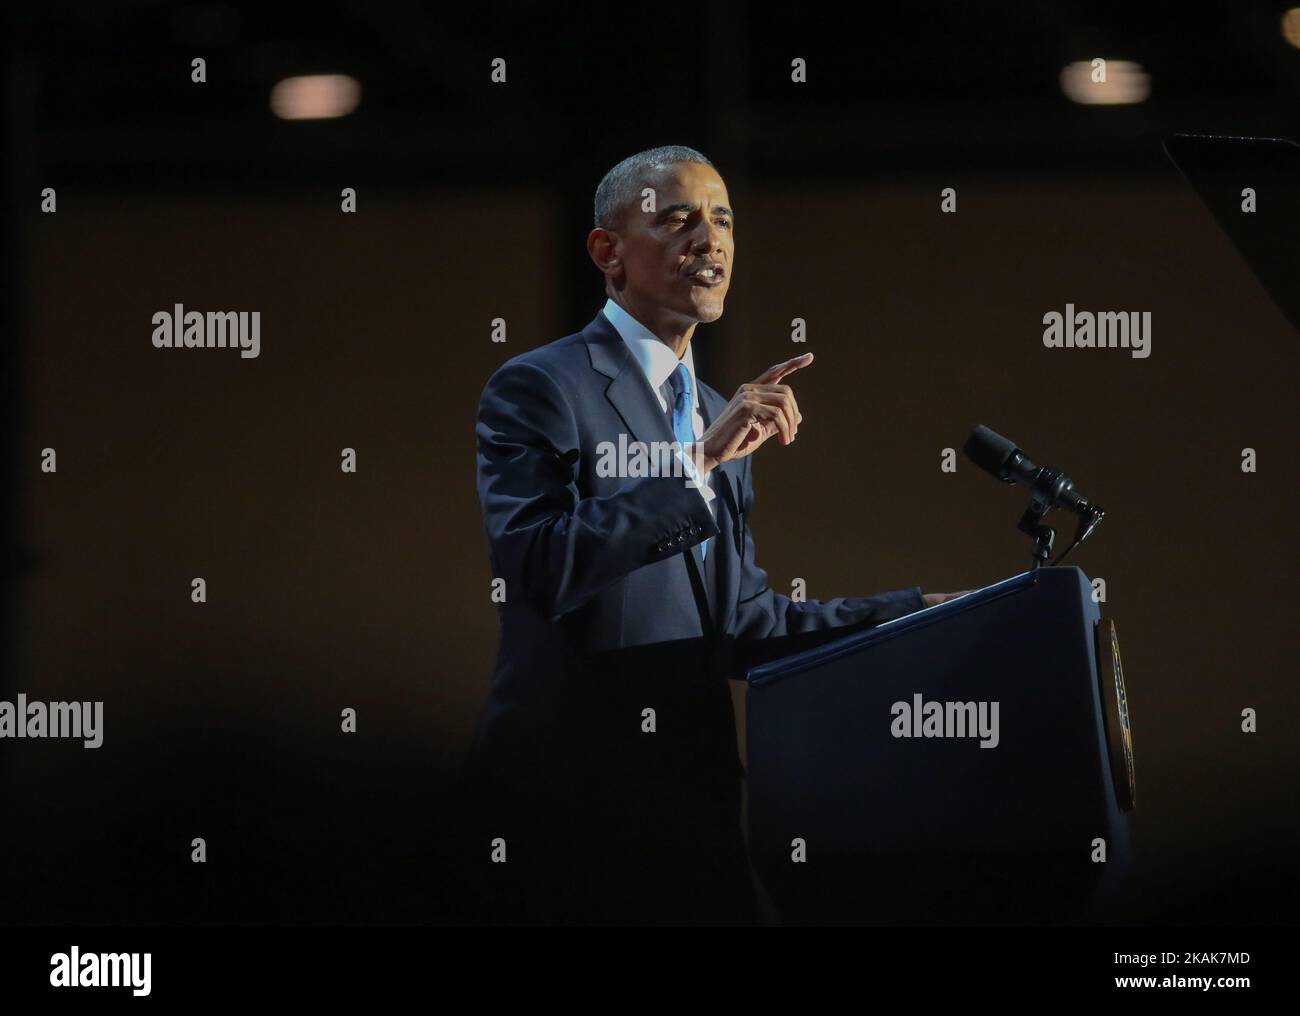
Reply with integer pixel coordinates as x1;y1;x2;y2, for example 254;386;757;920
689;218;725;255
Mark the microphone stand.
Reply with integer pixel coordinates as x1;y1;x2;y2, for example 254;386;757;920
1013;466;1105;570
1018;501;1056;571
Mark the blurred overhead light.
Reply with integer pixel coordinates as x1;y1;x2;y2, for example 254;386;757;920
1060;60;1149;105
270;75;361;120
1282;8;1300;49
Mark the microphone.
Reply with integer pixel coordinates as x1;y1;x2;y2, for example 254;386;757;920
963;425;1091;514
963;425;1105;567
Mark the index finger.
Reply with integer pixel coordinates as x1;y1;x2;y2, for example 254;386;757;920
755;352;814;384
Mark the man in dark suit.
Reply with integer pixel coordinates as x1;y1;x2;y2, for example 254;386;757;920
460;145;965;925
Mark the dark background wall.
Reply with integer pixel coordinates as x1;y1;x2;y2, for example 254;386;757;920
3;2;1297;924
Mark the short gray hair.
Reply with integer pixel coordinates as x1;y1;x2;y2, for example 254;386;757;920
593;145;715;230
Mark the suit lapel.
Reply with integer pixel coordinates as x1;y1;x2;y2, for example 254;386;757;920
583;312;677;448
583;311;742;639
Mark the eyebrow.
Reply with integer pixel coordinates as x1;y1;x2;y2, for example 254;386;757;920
658;202;736;222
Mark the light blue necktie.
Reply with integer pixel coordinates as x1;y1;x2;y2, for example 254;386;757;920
667;362;708;559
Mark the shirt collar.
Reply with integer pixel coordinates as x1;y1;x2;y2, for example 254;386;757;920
602;298;697;406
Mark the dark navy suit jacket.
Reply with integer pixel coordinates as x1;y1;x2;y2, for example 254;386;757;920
461;308;925;923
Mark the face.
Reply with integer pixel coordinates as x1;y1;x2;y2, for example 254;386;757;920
599;161;735;328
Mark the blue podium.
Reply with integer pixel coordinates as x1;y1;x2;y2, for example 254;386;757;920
745;566;1134;924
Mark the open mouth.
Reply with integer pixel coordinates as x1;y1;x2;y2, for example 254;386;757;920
685;264;726;287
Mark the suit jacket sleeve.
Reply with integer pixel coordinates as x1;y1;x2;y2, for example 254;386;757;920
476;359;717;622
729;455;926;641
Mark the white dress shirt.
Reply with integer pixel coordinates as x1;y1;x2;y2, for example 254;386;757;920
601;298;717;510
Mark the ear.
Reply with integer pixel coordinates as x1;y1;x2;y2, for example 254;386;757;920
586;227;623;277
